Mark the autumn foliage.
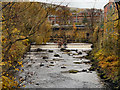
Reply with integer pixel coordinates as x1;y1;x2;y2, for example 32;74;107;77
1;2;53;89
90;2;120;89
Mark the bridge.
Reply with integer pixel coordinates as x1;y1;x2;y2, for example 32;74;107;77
52;24;86;30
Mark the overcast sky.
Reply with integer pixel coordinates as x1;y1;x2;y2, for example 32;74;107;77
31;0;109;9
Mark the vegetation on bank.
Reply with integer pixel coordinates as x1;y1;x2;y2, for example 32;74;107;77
88;49;120;89
87;2;120;89
1;2;54;89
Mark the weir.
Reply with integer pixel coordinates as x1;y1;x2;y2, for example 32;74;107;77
31;43;92;49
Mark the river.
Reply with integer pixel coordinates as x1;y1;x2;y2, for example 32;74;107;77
18;43;105;88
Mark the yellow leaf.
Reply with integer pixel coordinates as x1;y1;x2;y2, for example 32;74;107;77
15;68;19;71
0;62;5;66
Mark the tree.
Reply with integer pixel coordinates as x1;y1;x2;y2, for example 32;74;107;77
115;1;120;57
1;2;63;88
83;9;102;42
82;13;88;24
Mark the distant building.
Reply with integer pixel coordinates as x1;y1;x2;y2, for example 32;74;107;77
48;8;103;25
71;9;103;24
104;0;118;35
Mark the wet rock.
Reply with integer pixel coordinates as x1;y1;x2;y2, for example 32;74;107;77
91;45;94;48
81;69;87;72
83;60;91;64
43;56;48;59
73;53;79;55
69;70;79;73
61;66;66;68
71;49;78;52
89;66;95;71
48;50;53;53
78;51;82;55
49;64;54;66
54;54;60;57
35;82;39;85
45;60;48;62
50;62;54;64
62;49;71;52
73;61;82;64
26;63;32;68
37;48;47;52
46;66;49;68
60;48;66;51
40;63;44;67
63;52;71;55
66;49;71;52
37;48;43;52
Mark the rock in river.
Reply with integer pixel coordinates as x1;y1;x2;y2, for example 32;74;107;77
48;50;53;53
73;61;82;64
43;56;48;59
60;48;66;51
40;63;44;67
54;54;60;57
81;69;87;72
61;66;66;68
50;62;54;64
37;48;43;52
78;51;82;55
69;70;79;73
82;59;91;64
35;82;39;85
26;63;32;68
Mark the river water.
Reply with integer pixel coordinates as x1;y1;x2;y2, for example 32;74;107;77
18;43;105;88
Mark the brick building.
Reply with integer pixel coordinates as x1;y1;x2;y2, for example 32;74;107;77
104;0;118;35
48;8;103;25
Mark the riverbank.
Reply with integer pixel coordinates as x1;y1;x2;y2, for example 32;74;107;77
86;49;120;90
